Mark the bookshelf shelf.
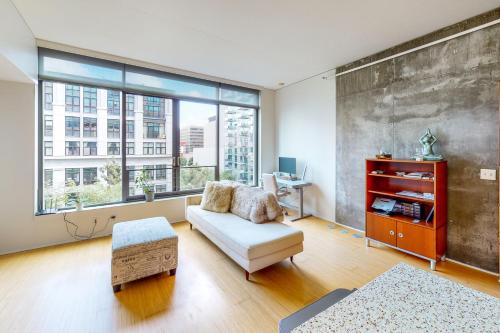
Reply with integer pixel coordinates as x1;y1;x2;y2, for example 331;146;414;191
365;159;447;270
367;190;434;204
367;173;434;183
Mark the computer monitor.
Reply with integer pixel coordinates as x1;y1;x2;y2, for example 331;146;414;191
279;157;296;176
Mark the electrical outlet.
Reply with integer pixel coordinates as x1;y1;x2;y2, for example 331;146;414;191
480;169;496;181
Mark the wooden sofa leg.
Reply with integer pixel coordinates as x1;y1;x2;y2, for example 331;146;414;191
290;256;294;262
113;284;121;293
245;271;250;281
189;223;192;230
170;268;177;276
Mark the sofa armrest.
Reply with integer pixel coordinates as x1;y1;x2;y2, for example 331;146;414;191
185;194;202;206
185;194;202;220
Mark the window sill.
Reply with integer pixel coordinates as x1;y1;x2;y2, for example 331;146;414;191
35;191;202;217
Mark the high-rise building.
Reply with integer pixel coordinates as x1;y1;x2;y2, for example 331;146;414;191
219;106;255;185
180;126;204;155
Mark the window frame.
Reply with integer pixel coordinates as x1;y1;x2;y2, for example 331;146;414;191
83;141;97;156
107;118;120;139
37;52;259;212
65;141;80;156
83;87;97;113
82;117;97;137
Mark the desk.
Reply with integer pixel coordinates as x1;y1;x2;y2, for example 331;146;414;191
276;178;312;221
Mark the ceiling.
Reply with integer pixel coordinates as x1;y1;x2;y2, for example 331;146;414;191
11;0;500;89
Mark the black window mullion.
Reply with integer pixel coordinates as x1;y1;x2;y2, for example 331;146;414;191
121;92;127;202
172;99;180;192
215;103;220;181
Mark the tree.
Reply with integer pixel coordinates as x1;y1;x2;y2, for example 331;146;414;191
101;160;121;186
220;170;235;181
180;167;214;189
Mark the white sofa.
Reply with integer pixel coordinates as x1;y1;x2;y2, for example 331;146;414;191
185;195;304;280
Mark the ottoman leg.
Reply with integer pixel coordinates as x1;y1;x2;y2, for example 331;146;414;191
170;268;177;276
113;284;122;293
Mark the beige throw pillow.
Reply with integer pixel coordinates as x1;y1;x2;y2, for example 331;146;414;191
200;181;233;213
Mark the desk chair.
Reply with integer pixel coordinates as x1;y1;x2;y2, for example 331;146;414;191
262;173;290;215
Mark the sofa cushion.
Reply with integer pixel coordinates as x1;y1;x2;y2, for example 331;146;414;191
231;186;283;223
200;181;234;213
187;205;303;260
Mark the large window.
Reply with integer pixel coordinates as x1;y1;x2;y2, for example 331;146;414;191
219;105;257;185
38;49;259;213
179;101;216;190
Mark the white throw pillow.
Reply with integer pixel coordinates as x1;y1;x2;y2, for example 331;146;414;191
231;186;283;223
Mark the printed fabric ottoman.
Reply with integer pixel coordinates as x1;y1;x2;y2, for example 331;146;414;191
111;217;178;292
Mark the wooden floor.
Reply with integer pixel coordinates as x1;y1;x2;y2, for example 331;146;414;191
0;217;498;333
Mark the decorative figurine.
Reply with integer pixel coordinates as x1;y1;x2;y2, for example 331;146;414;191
417;128;443;161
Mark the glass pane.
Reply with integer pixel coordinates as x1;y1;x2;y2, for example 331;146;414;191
41;81;122;211
40;51;123;88
180;166;215;190
125;68;218;100
179;101;217;190
219;105;256;185
220;86;259;106
125;94;173;197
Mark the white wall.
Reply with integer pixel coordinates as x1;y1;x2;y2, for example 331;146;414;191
0;0;37;82
0;78;275;255
275;72;336;221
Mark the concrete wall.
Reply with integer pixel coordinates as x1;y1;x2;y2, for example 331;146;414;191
336;24;500;272
275;73;336;221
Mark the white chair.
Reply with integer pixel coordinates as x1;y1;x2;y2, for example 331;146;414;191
261;173;290;215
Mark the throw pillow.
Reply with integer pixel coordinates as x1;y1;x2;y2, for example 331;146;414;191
231;186;284;223
200;181;233;213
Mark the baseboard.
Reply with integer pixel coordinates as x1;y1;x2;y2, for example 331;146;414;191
333;221;365;234
0;218;185;257
445;258;499;277
332;222;498;277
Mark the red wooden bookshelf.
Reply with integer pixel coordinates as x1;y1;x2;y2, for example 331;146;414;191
365;158;447;270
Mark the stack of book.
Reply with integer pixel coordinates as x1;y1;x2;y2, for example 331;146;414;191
393;202;423;219
402;172;434;180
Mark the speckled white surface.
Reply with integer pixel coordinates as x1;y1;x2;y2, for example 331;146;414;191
293;263;500;333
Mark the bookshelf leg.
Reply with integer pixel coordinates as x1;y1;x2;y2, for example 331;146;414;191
430;260;436;271
365;238;370;247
